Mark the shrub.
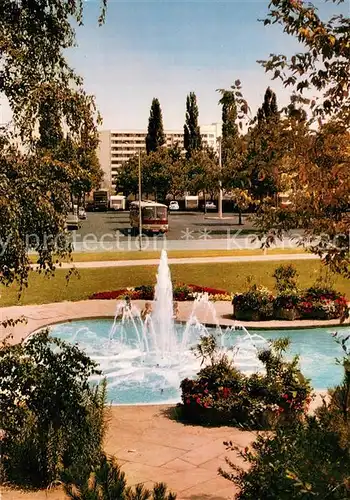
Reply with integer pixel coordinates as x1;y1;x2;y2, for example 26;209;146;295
274;292;301;311
180;335;311;429
0;330;107;488
273;264;299;294
220;334;350;499
63;454;176;500
233;285;275;319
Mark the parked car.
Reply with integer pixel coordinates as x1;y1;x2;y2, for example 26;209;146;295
65;214;79;230
169;200;180;211
205;201;217;210
78;207;87;219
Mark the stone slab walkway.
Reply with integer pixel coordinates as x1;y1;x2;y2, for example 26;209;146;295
2;405;251;500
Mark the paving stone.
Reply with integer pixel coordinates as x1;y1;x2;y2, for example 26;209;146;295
179;476;234;499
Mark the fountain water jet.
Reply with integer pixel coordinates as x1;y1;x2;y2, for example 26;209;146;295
51;250;269;404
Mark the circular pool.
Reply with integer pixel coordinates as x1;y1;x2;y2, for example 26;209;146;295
50;318;349;405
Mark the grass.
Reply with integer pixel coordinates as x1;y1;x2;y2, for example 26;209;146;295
29;248;306;263
1;260;349;307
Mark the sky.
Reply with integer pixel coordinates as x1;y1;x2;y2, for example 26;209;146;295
1;0;347;131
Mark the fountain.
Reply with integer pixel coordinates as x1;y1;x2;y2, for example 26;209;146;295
50;249;269;404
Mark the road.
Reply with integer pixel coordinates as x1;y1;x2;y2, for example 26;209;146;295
69;211;301;252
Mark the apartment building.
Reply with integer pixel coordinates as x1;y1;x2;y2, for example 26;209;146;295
97;123;222;190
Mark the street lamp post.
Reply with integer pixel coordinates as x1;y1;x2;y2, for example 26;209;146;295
138;148;142;251
218;137;223;219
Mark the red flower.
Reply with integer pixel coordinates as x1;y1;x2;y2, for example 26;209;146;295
222;387;231;398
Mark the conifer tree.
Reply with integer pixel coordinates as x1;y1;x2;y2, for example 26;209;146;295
184;92;202;157
146;98;166;154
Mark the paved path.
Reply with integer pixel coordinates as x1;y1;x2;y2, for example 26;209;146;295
36;253;317;269
3;405;251;500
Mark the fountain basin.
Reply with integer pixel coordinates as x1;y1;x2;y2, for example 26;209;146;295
50;318;348;404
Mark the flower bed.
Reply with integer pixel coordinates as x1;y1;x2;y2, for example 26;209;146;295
90;284;232;302
179;336;312;429
232;265;349;321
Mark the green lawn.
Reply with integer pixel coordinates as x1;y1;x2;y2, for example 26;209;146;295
1;260;349;307
29;247;306;263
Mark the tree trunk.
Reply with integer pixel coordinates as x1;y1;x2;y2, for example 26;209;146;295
238;209;243;225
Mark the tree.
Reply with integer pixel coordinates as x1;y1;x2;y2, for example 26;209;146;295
0;0;105;287
184;92;202;158
251;0;350;276
217;82;250;196
0;330;107;487
146;98;166;154
259;0;350;125
219;87;239;170
247;87;280;200
231;188;254;225
187;148;220;199
257;86;278;125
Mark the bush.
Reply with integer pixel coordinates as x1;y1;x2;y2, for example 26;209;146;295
220;334;350;499
273;264;299;294
180;335;311;429
0;330;107;488
233;285;275;320
232;267;348;321
63;454;176;500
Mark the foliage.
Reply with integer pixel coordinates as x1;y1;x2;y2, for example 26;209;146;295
180;334;311;429
146;98;166;155
234;266;348;320
217;81;249;193
63;454;176;500
259;0;350;123
0;330;107;488
273;264;299;293
0;0;105;286
231;188;254;225
233;284;275;319
252;0;350;276
220;334;350;499
247;87;280;200
184;92;202;157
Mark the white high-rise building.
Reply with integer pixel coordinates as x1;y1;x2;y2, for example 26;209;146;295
97;123;222;190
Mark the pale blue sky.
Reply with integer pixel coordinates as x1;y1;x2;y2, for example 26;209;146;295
72;0;299;129
1;1;346;130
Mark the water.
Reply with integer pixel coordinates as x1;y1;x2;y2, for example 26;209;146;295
48;249;349;404
50;318;349;404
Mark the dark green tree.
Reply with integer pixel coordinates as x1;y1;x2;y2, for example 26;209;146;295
247;87;280;200
220;89;239;168
184;92;202;158
146;98;166;154
257;86;278;125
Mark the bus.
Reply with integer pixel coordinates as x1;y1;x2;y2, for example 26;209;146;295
93;190;109;211
129;201;168;233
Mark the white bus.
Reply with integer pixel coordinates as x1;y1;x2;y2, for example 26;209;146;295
129;201;168;233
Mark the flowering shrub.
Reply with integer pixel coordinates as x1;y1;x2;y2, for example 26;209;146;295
180;335;312;429
232;269;348;321
89;284;230;301
233;285;275;320
274;292;301;311
299;287;348;320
